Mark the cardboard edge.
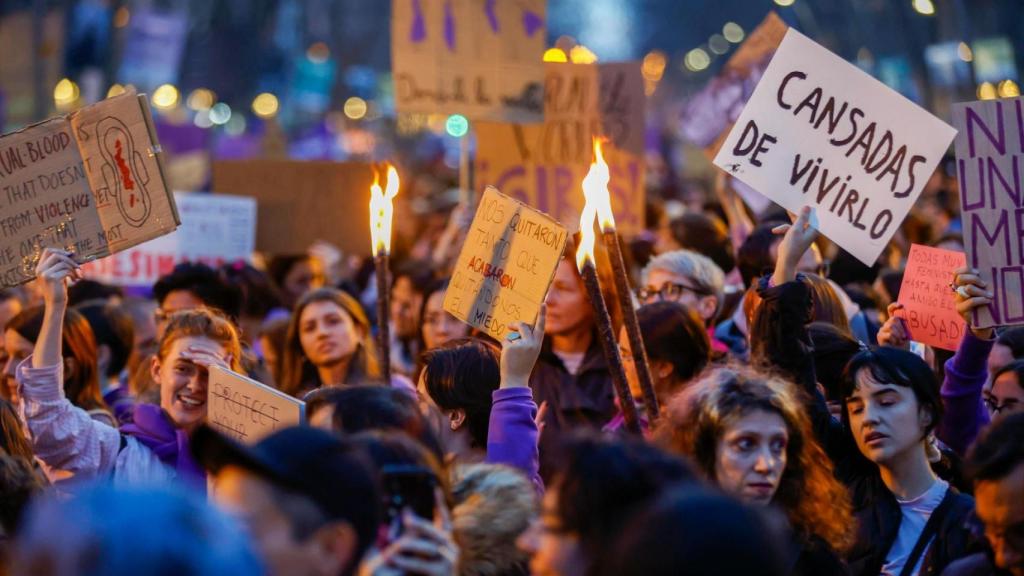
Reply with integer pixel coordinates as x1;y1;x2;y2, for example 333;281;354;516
137;93;180;227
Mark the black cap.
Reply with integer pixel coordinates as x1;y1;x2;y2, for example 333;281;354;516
192;424;381;546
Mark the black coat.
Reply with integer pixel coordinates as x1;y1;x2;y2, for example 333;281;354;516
756;278;978;576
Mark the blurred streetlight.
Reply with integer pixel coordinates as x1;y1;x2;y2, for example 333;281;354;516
187;88;215;111
307;42;330;63
445;114;469;137
708;34;730;55
54;78;80;108
152;84;179;109
775;0;795;6
209;103;232;125
958;42;973;62
569;45;598;64
107;84;126;98
912;0;935;15
343;97;367;120
723;22;745;43
252;93;279;118
978;82;997;100
998;80;1020;98
684;48;711;72
543;48;568;62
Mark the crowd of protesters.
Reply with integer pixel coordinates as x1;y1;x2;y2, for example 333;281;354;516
0;150;1021;576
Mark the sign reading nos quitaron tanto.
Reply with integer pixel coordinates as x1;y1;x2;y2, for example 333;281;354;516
445;186;567;339
713;28;956;266
0;88;178;286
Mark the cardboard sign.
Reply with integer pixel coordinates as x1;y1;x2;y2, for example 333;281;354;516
0;89;178;286
208;366;305;444
211;160;373;256
713;28;956;266
542;62;645;156
444;186;567;339
896;244;967;351
953;97;1024;328
82;192;256;286
681;12;788;159
391;0;546;122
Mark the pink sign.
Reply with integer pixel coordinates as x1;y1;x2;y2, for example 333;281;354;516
896;244;967;351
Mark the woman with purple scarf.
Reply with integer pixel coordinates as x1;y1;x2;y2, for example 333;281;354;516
17;249;242;489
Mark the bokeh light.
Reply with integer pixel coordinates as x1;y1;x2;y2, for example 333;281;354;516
53;78;80;107
252;92;279;118
543;48;568;62
723;22;745;43
684;48;711;72
152;84;180;109
187;88;216;111
445;114;469;138
343;96;367;120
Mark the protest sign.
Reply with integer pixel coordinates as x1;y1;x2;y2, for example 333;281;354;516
208;366;305;444
895;244;967;351
391;0;546;122
476;61;646;235
713;28;956;266
0;89;178;287
953;97;1024;328
680;12;788;159
444;186;567;339
82;192;255;286
211;160;373;256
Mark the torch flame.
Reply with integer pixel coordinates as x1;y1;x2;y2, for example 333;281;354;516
370;164;400;256
575;138;614;271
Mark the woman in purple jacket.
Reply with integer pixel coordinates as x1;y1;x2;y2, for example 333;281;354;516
418;307;545;492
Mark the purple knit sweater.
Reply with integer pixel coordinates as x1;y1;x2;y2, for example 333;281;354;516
486;387;544;493
938;330;993;455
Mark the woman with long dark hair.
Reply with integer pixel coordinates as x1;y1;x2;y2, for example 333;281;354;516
662;365;854;575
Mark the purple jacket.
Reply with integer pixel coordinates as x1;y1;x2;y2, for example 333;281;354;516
938;330;993;455
486;387;543;493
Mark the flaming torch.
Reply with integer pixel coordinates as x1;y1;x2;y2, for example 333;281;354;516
370;164;400;384
577;140;643;435
583;139;660;425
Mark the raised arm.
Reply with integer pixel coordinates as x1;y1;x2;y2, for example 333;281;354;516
488;304;545;493
20;249;121;478
938;266;995;455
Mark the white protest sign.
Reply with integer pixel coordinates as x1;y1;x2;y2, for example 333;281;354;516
444;186;567;339
713;28;957;265
391;0;546;122
82;192;256;286
208;366;305;444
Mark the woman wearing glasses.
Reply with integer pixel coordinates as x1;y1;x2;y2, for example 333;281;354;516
638;249;728;354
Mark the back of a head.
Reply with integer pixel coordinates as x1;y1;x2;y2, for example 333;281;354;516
67;280;123;307
307;385;445;462
421;338;501;449
668;212;735;274
996;326;1024;359
75;301;134;378
218;262;285;319
452;464;537;576
153;262;242;321
599;487;786;576
738;222;784;288
637;301;711;389
0;455;43;537
551;433;696;568
809;322;862;402
967;412;1024;483
12;483;262;576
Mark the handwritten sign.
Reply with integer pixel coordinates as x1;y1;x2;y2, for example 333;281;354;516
682;12;788;159
713;28;956;266
212;160;374;256
0;89;178;286
208;366;305;444
444;186;567;339
896;244;967;351
391;0;546;122
953;97;1024;328
475;62;646;235
82;192;256;286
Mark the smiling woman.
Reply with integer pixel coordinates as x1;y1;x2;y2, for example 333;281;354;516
18;248;243;488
